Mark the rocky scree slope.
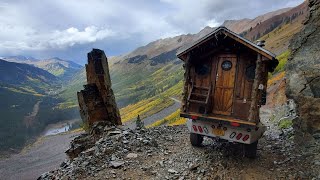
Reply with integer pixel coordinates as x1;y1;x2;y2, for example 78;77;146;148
39;120;320;179
286;0;320;142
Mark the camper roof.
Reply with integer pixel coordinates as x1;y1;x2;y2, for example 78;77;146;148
176;26;277;61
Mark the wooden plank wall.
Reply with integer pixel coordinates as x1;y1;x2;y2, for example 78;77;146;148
188;56;213;113
186;51;268;122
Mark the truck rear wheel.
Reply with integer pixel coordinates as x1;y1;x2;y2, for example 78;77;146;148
244;141;258;158
190;133;203;147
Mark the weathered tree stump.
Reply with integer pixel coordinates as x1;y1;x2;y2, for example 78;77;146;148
77;49;121;130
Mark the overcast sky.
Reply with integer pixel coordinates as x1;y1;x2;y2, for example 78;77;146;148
0;0;304;64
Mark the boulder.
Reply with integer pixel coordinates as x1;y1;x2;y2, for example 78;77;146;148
65;134;95;159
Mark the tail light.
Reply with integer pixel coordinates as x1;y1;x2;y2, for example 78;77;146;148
231;122;240;127
192;125;197;132
198;126;203;133
243;135;249;141
236;133;242;140
191;116;198;120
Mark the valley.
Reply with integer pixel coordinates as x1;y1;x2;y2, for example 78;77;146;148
0;58;81;152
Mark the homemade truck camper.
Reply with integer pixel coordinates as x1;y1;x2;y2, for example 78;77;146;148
177;27;278;158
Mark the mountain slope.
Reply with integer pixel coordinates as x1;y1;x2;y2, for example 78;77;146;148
223;7;292;33
3;56;83;80
59;68;86;103
0;59;56;151
34;57;82;79
0;59;58;94
2;55;39;63
240;1;308;54
0;59;78;151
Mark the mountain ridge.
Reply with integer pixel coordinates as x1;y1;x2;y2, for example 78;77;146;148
3;56;83;80
0;59;58;94
222;7;293;33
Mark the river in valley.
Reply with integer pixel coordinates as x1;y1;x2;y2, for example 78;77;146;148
42;119;80;136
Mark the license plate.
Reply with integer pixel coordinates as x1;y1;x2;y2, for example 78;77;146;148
213;128;225;136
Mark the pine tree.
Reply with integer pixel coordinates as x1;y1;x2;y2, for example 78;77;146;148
136;115;144;129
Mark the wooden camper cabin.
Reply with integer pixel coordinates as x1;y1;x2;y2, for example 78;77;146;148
177;27;278;126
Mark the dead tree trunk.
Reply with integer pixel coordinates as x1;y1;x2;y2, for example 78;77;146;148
181;54;191;113
248;53;263;123
77;49;122;129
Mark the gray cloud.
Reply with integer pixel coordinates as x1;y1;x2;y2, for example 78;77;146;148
0;0;304;63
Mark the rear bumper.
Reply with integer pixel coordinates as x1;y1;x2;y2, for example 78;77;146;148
181;112;257;128
186;119;266;144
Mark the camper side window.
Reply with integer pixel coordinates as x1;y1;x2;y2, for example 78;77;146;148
195;64;210;76
245;65;256;80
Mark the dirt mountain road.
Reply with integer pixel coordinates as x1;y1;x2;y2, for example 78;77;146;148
0;131;82;180
24;101;41;128
125;97;181;129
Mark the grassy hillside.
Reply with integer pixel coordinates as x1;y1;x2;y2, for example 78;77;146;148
112;60;183;107
60;56;184;107
59;68;86;106
60;57;184;123
0;59;58;93
273;50;290;74
120;79;183;123
259;19;303;55
238;1;307;55
241;1;307;41
223;7;292;33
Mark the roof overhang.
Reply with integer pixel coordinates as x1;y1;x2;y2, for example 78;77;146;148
176;26;277;61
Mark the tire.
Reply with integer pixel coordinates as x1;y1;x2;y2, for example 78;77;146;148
190;133;203;147
244;141;258;158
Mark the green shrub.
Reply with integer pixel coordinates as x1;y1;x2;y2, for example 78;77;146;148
278;118;293;129
274;50;290;74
